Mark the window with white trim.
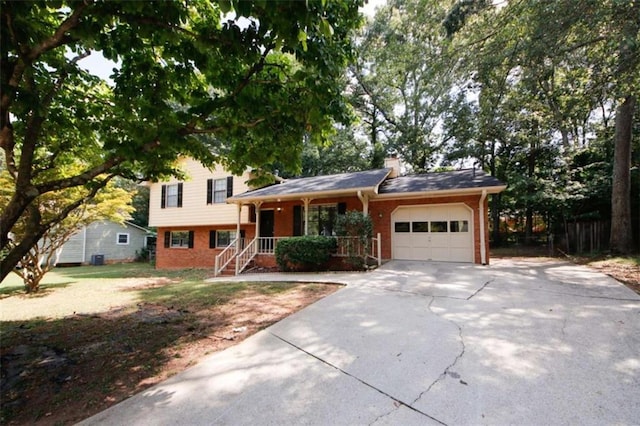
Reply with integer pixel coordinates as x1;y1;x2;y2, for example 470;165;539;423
116;233;130;245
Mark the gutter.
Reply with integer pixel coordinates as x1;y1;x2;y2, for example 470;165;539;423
479;189;487;265
371;185;507;200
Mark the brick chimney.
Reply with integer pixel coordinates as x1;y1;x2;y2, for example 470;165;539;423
384;156;401;178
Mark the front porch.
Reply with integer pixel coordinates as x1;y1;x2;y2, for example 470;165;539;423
214;235;382;276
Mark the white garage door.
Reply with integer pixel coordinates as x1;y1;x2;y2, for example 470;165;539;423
392;204;473;262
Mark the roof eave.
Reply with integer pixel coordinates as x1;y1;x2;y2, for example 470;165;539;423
372;185;507;200
227;185;382;204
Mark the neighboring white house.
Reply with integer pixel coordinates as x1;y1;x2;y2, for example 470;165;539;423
55;221;152;265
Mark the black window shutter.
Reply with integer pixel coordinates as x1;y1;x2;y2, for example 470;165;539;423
338;202;347;215
240;229;246;239
209;230;216;249
249;205;256;223
188;230;194;248
177;183;183;207
226;176;234;198
293;205;302;236
164;231;170;248
161;185;166;209
207;179;213;204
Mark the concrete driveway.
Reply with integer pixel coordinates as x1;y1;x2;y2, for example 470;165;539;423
80;259;640;425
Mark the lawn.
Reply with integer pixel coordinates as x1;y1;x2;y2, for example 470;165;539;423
0;263;340;425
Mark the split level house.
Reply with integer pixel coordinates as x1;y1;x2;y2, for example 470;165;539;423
149;157;506;275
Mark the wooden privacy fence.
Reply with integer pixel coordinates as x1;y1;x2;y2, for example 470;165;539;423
560;221;610;254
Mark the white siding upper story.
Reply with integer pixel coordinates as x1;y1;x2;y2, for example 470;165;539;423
148;158;253;227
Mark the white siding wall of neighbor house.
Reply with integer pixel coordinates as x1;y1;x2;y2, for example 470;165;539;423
148;158;253;227
56;221;148;264
84;221;147;262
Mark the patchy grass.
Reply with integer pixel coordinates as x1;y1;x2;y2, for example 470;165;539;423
0;263;341;425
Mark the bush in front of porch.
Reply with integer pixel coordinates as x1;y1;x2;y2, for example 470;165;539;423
275;236;337;272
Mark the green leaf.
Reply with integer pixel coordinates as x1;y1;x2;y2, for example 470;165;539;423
219;0;233;14
298;29;308;51
319;18;334;38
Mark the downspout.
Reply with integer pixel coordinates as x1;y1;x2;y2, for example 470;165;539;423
479;190;487;265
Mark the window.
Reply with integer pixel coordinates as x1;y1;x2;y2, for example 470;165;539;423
216;230;237;247
293;203;346;236
430;221;448;232
116;233;130;245
168;231;192;248
207;176;234;204
412;222;429;233
450;220;469;232
308;204;337;235
394;222;410;233
161;183;183;208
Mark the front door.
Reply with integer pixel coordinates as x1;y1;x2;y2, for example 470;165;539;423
259;210;275;252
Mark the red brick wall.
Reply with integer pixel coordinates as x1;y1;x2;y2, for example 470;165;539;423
155;225;255;269
369;194;490;264
156;194;493;269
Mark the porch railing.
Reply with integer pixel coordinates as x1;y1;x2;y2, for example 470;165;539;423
230;233;382;276
333;234;382;266
213;237;242;277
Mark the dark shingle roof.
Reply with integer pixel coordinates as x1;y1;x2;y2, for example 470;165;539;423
379;169;505;194
231;168;392;200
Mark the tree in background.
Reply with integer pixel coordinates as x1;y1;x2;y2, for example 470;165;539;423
0;171;133;292
352;0;458;172
440;0;639;252
0;0;364;280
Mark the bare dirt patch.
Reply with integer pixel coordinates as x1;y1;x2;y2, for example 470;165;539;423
1;279;340;425
583;257;640;295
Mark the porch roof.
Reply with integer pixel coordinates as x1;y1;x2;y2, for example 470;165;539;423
378;169;506;196
228;168;392;202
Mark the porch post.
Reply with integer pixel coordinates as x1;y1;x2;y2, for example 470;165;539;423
254;201;262;252
357;190;369;215
302;198;312;235
236;203;242;252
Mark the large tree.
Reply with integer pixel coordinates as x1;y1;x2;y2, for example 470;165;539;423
352;0;457;172
444;0;639;251
0;0;363;281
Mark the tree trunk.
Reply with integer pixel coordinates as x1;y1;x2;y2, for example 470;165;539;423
610;95;635;254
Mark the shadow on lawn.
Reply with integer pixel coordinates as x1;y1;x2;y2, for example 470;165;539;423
0;279;303;425
0;305;205;425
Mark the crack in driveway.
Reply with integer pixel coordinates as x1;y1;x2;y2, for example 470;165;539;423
269;332;447;426
409;297;466;411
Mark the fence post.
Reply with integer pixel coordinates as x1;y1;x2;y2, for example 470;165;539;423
377;232;382;266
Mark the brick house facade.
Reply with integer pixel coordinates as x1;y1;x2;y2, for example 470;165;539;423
149;158;505;272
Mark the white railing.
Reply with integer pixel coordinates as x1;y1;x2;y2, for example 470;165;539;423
334;234;382;266
213;238;242;277
256;237;286;254
230;233;382;276
235;238;258;275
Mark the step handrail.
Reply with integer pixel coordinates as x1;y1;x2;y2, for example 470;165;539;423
235;237;258;275
214;237;239;276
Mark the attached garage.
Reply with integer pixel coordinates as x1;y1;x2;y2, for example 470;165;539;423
391;204;473;263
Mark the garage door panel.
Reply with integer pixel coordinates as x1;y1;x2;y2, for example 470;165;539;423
392;204;473;263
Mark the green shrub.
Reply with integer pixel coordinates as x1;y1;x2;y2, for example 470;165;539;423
275;236;337;272
335;211;373;269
